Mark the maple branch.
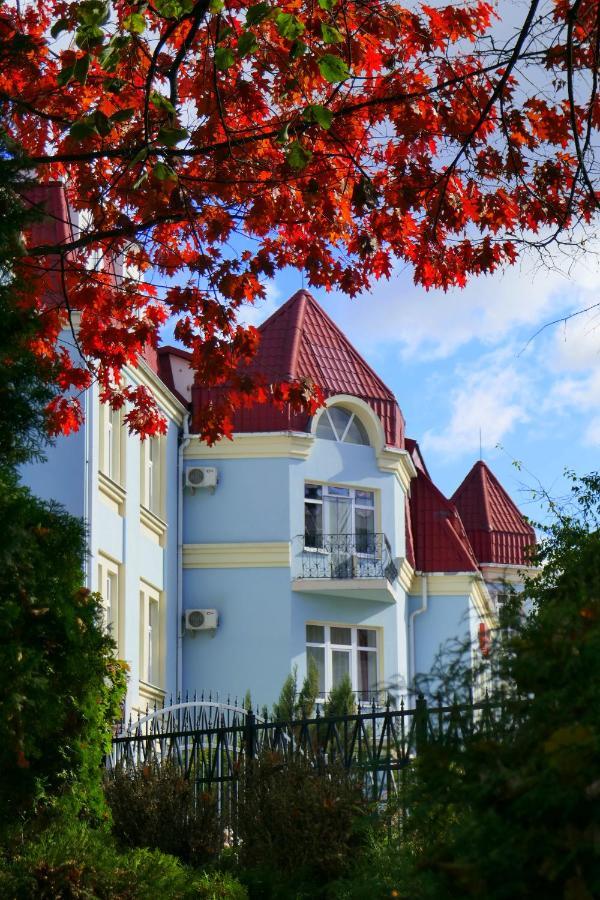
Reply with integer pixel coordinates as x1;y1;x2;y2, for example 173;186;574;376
167;0;211;108
566;0;598;208
28;213;186;256
518;301;600;356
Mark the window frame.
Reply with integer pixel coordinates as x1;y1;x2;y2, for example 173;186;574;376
99;401;124;486
140;434;164;518
304;482;377;552
139;581;164;690
306;622;380;701
97;553;123;655
315;406;370;446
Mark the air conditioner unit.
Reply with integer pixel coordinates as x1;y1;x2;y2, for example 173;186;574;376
185;609;219;631
184;466;218;490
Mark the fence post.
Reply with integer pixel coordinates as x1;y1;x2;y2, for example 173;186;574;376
415;693;428;755
244;709;256;764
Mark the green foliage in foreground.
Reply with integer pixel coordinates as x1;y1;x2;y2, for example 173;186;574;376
0;821;247;899
0;469;126;832
392;472;600;899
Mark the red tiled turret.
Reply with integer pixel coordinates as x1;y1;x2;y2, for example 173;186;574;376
192;289;405;446
451;460;535;567
409;467;479;573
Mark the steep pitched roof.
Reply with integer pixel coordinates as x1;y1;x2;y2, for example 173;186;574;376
409;469;479;573
21;183;74;307
451;460;536;567
192;290;405;445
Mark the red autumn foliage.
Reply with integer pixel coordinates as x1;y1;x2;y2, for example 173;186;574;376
1;0;598;439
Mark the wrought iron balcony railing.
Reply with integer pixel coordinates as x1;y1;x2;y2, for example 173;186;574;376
294;532;398;582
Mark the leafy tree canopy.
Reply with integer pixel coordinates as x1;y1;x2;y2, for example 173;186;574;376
401;472;600;899
1;0;599;439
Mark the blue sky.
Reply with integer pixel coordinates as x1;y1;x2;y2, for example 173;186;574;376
231;247;600;526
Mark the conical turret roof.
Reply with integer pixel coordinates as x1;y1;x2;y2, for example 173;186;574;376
193;289;405;445
451;461;535;566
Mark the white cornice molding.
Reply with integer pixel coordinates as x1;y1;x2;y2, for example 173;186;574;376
412;572;498;626
98;470;126;515
397;557;415;593
183;541;291;568
184;432;314;460
480;563;541;584
126;359;186;425
376;446;417;493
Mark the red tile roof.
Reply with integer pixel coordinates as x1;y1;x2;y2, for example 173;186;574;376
192;290;405;445
408;468;480;573
21;183;74;307
451;461;536;567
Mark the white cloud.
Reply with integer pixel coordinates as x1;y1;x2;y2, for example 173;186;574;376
236;280;282;328
420;349;532;458
318;242;600;363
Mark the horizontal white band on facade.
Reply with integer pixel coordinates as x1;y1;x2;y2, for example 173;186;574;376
413;574;496;626
185;432;314;460
183;541;291;568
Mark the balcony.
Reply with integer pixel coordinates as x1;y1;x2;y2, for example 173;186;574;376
291;533;399;602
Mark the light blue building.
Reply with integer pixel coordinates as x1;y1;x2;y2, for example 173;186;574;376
23;204;536;714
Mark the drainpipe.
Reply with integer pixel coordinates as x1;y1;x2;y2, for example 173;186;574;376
176;413;191;698
409;573;428;691
84;385;93;589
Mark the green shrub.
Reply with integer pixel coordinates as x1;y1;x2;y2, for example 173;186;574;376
323;675;356;716
237;754;375;889
0;820;248;899
105;763;222;868
0;471;126;833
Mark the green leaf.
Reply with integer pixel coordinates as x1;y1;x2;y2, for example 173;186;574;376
130;148;149;165
75;24;104;50
50;18;70;39
152;161;177;181
276;122;290;144
276;12;305;40
69;118;97;141
209;0;224;11
321;23;343;43
111;108;135;123
154;0;194;17
318;53;350;83
77;1;110;26
318;0;337;9
157;125;189;147
99;45;119;71
94;110;112;137
246;2;270;25
286;141;312;171
133;171;148;189
150;91;176;115
57;64;75;87
104;77;125;93
73;54;91;85
303;104;333;130
289;39;307;60
237;31;258;57
123;12;146;34
214;47;235;70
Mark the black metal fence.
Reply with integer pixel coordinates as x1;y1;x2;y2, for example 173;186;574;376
109;694;516;842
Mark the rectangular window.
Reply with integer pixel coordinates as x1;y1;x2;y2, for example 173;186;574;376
139;582;163;688
140;436;162;516
305;623;379;701
100;402;123;484
97;554;121;652
304;483;376;551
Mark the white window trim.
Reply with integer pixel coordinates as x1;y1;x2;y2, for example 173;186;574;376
306;622;380;700
316;407;370;445
97;553;123;656
139;580;164;691
140;435;165;519
99;400;125;487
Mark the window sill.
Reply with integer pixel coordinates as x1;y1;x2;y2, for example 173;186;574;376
139;680;166;707
98;471;126;515
140;505;167;546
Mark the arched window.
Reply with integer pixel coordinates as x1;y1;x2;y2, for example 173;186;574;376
315;406;370;445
